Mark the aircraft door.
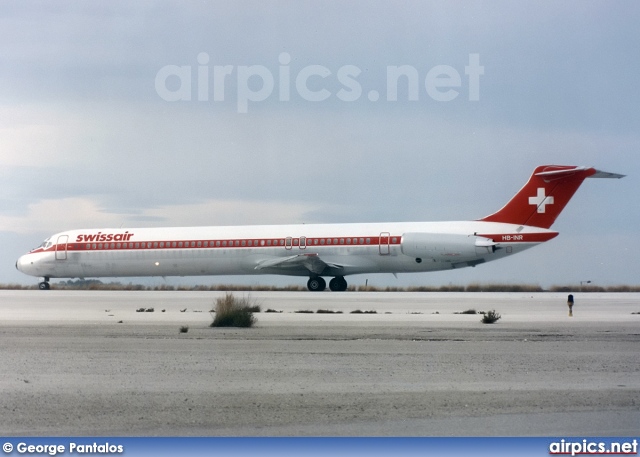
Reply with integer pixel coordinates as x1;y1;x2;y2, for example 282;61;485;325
379;232;390;255
56;235;69;260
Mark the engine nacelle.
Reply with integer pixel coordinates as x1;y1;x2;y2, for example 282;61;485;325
401;233;496;259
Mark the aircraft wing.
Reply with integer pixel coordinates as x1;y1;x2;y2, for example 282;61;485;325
255;253;344;275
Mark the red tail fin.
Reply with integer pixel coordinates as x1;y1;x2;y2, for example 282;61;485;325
480;165;623;229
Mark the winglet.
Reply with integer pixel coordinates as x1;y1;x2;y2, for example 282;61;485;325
479;165;624;229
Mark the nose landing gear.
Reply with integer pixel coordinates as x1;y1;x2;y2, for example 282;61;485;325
38;277;50;290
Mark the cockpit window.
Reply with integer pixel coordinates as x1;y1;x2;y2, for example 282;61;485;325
34;238;52;251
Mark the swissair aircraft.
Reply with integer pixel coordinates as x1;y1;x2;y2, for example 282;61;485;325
16;165;623;291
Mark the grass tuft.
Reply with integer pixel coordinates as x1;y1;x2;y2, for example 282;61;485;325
481;310;501;324
210;293;258;328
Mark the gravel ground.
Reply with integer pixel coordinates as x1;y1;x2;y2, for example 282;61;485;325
1;291;638;436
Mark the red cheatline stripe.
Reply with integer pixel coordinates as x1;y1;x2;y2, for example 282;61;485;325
34;232;555;254
41;235;403;253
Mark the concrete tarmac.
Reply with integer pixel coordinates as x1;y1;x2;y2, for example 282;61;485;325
0;290;638;436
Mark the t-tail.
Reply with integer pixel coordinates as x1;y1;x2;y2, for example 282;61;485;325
480;165;625;229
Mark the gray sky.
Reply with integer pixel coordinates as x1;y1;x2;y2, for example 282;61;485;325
2;0;638;288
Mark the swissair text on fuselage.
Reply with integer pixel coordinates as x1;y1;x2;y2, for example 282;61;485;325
75;232;134;243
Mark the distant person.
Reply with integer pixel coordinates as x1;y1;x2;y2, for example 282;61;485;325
567;294;574;317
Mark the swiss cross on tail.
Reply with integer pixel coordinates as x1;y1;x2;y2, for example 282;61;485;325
529;187;553;213
529;188;554;213
480;165;624;229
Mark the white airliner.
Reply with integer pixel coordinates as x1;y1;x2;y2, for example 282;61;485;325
16;165;623;291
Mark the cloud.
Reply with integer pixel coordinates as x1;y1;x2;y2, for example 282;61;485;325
2;100;637;226
0;197;119;234
0;196;326;234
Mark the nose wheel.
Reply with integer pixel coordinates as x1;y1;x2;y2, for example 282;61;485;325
38;281;50;290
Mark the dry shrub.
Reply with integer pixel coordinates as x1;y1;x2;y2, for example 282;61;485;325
210;293;258;328
481;310;501;324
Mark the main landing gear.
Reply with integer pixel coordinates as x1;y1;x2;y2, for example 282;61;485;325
38;277;50;290
306;276;348;292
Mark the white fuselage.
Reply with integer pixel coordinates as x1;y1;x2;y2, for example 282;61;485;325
16;164;620;291
16;220;557;281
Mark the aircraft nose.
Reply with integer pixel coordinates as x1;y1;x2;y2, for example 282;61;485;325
16;255;31;274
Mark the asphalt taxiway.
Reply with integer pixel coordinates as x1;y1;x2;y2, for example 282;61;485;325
0;290;638;436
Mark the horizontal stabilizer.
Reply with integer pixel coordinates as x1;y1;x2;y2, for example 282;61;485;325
590;170;625;179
